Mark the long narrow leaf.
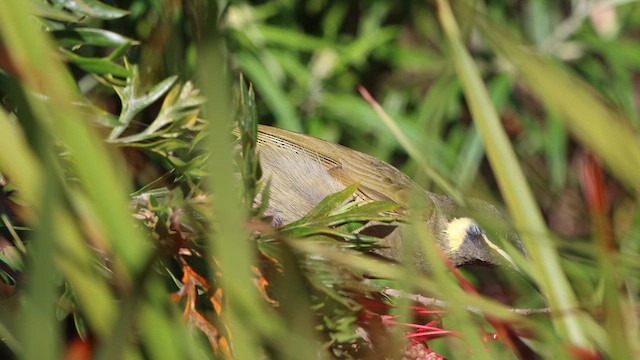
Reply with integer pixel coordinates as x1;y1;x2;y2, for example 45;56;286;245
436;0;590;349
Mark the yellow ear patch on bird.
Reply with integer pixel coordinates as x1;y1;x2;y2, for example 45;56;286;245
443;217;476;252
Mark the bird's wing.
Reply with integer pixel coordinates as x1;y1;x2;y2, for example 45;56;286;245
255;125;419;206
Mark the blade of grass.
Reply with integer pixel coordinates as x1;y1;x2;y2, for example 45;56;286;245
22;157;62;360
436;0;591;350
288;239;537;324
53;208;117;336
202;49;323;359
200;32;269;360
579;155;634;359
0;59;119;343
0;108;41;212
358;86;464;205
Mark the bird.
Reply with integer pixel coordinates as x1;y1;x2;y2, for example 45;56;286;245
249;125;525;273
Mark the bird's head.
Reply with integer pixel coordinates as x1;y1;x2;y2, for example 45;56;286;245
427;194;526;269
369;194;525;273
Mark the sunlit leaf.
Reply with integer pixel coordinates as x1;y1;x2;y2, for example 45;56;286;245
60;49;131;77
52;28;139;48
52;0;129;20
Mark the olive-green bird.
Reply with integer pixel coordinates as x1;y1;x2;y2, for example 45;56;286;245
250;125;525;273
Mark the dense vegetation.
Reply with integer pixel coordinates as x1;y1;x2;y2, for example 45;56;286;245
1;0;640;359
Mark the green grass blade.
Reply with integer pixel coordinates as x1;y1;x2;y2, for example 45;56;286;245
0;108;42;208
22;164;62;360
436;0;590;349
200;36;265;360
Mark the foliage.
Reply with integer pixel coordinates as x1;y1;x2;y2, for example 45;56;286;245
0;0;639;359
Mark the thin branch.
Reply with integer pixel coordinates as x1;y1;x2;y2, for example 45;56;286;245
382;288;552;316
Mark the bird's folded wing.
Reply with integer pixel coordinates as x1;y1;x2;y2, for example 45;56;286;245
255;125;420;207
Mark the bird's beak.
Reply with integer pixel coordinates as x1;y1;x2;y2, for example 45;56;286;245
480;233;519;270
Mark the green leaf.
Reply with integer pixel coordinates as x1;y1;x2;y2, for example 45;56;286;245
52;28;139;48
437;0;590;349
0;245;23;273
299;230;383;246
108;67;178;140
280;184;399;244
289;184;359;224
53;0;129;20
0;108;42;206
28;1;80;22
59;49;131;77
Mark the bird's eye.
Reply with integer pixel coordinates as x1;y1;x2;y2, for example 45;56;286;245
465;222;484;238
